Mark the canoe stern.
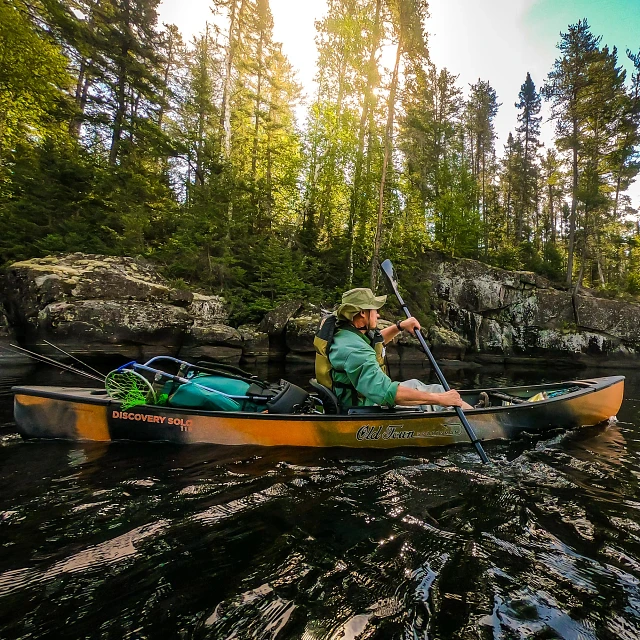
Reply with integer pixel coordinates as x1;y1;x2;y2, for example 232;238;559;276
15;393;111;442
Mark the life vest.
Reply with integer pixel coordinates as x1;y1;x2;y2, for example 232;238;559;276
313;313;387;399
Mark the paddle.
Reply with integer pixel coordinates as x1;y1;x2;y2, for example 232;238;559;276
379;259;490;464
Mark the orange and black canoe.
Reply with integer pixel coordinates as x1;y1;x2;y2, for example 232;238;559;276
12;376;624;450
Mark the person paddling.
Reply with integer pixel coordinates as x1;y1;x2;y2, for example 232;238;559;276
314;288;473;412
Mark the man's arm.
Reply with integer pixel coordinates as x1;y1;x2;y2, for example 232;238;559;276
394;385;474;410
380;316;421;344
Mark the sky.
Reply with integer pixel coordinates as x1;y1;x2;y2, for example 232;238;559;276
158;0;640;210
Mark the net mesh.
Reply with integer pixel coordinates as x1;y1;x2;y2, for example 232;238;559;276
105;370;156;409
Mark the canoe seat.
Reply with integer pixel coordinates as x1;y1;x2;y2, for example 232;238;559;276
264;380;310;414
309;379;340;414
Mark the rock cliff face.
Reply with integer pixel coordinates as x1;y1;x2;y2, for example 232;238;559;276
1;254;257;362
420;252;640;366
3;251;640;368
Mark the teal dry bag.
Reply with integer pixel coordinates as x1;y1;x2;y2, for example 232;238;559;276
167;374;251;412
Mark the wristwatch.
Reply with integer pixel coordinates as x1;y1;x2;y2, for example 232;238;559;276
396;320;403;332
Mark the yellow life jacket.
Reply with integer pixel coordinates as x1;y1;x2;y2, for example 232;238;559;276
313;313;387;394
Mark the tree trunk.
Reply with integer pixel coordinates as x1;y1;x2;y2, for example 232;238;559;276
70;59;88;136
318;54;347;233
347;0;381;287
482;141;487;257
158;29;178;130
370;35;402;291
109;0;131;165
219;0;246;241
194;26;210;186
220;0;245;159
109;66;127;165
251;26;264;231
266;108;273;231
517;119;530;242
575;209;589;291
548;181;556;243
566;117;579;285
505;140;512;240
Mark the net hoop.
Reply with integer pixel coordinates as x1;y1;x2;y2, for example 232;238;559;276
105;369;157;409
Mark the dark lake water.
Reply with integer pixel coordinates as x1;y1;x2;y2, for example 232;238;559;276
2;359;640;639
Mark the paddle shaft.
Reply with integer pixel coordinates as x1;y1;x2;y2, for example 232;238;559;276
381;263;490;464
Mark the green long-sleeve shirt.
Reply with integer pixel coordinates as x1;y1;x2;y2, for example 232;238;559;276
328;326;400;409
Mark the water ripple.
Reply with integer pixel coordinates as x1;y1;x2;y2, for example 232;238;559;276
2;365;640;638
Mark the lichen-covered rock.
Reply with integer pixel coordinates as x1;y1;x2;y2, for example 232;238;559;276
188;293;230;325
179;323;243;363
34;299;192;359
0;306;31;364
1;253;238;361
258;300;302;335
477;318;514;355
526;289;574;329
427;326;468;360
286;315;319;353
575;296;640;342
3;254;185;323
0;307;13;339
419;250;640;366
430;254;553;316
238;324;269;362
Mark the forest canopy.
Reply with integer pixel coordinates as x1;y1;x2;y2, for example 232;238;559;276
1;0;639;322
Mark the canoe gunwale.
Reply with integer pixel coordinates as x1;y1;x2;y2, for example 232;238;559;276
12;376;624;422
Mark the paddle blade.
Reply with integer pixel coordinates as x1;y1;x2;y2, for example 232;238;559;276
380;259;397;288
379;259;405;305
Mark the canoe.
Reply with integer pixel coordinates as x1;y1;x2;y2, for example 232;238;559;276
12;376;624;450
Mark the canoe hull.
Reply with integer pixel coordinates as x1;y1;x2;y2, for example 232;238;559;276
13;376;624;449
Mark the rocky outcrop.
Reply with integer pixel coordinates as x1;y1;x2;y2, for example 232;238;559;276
280;311;469;366
268;252;640;368
237;324;269;363
258;300;302;335
35;299;192;359
4;251;640;369
179;323;243;363
0;307;30;365
285;314;318;362
421;252;640;367
259;300;303;360
2;254;236;361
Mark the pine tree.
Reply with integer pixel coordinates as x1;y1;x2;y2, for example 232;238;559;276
514;72;541;242
611;49;640;219
400;65;478;257
543;19;601;285
464;79;500;258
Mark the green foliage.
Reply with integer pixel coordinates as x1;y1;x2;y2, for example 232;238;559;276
540;242;565;281
1;2;640;319
490;246;522;271
626;272;640;295
0;1;72;158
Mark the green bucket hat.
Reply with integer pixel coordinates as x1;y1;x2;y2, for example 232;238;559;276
336;287;387;321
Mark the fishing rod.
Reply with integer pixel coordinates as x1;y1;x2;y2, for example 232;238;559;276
5;344;104;383
42;339;105;380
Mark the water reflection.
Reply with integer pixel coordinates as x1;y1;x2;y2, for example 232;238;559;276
0;362;639;638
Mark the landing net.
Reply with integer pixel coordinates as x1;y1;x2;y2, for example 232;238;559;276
105;370;157;410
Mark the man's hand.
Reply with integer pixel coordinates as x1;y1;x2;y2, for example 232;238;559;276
381;316;421;344
436;389;474;410
394;385;474;410
399;317;421;333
